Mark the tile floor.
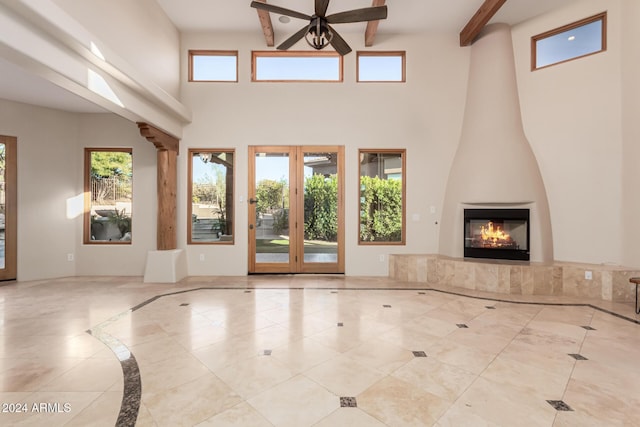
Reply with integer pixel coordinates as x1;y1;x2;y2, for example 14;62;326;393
0;275;639;426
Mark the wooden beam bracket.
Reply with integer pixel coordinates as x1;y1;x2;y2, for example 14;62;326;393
459;0;507;47
255;0;275;47
365;0;386;47
137;122;179;154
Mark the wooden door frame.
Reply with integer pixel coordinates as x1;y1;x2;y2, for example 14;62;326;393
0;135;17;281
248;145;344;274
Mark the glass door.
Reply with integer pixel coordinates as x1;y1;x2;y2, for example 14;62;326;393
0;136;17;281
248;146;343;274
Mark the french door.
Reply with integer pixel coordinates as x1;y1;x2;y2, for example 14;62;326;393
0;136;17;281
248;146;344;274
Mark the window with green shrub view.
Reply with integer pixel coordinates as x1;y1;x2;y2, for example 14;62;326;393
359;150;405;244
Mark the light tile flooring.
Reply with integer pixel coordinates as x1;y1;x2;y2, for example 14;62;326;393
0;275;639;426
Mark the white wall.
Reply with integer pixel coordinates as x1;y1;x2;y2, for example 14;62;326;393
0;99;78;280
621;0;640;268
513;0;624;265
178;31;470;276
74;114;158;276
0;98;158;280
53;0;181;98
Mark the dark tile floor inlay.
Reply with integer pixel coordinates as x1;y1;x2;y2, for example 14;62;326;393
179;303;190;307
418;292;426;295
383;305;392;308
412;351;427;357
337;322;344;327
244;290;252;293
331;291;338;294
568;353;588;360
485;306;496;309
547;400;573;411
457;324;469;328
263;349;272;356
340;397;357;408
581;325;596;330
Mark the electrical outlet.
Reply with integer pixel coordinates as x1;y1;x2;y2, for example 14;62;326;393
67;253;74;262
585;270;593;280
199;254;205;261
379;254;385;262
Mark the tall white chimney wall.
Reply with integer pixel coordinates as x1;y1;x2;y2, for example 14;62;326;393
439;23;553;262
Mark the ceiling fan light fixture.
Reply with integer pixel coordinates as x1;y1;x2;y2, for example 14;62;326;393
305;17;333;50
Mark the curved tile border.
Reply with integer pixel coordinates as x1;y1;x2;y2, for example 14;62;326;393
86;284;640;425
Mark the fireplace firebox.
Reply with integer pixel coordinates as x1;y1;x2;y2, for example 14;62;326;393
464;209;530;261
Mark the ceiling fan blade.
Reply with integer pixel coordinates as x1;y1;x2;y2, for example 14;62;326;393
326;6;387;24
277;25;309;51
327;25;352;56
250;1;311;21
315;0;330;16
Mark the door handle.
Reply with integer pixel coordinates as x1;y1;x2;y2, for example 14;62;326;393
249;198;258;204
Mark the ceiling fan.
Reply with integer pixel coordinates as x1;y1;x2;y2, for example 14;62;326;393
250;0;388;56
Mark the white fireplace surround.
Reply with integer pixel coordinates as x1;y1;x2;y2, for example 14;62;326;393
439;24;553;262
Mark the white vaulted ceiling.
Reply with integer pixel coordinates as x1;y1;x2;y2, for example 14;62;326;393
0;0;584;114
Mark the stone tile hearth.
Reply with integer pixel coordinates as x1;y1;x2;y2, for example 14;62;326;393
389;254;638;303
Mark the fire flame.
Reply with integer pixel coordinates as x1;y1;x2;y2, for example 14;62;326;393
480;221;511;244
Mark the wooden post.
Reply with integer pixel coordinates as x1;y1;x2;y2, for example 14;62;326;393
137;122;179;250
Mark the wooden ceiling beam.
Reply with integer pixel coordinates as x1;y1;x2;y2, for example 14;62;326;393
255;0;275;47
365;0;386;47
459;0;507;46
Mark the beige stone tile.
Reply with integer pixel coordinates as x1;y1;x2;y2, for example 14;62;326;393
452;377;556;426
129;335;193;365
64;391;121;427
481;356;568;398
343;339;414;374
436;403;501;426
509;266;522;294
196;402;272;427
475;264;498;292
522;267;534;295
143;374;242;427
454;262;476;290
270;338;340;374
247;375;339;427
304;354;386;396
559;378;636;425
214;355;295;399
39;357;122;392
425;339;497;375
313;407;387;427
392;357;477;401
138;354;211;394
358;376;450;426
0;358;83;392
0;391;101;426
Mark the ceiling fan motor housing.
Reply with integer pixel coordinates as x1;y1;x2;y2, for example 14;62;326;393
306;16;333;50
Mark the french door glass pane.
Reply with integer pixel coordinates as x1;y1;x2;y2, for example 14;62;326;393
255;152;290;263
303;151;338;263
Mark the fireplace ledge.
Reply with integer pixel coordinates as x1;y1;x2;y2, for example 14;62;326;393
389;254;638;303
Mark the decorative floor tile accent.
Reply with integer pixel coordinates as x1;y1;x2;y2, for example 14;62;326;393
263;349;272;356
179;303;190;307
456;324;469;328
546;400;573;411
568;353;588;360
412;351;427;358
244;290;252;293
418;292;426;295
581;326;596;330
485;306;496;309
340;397;357;408
331;291;338;294
383;305;392;308
337;322;344;327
